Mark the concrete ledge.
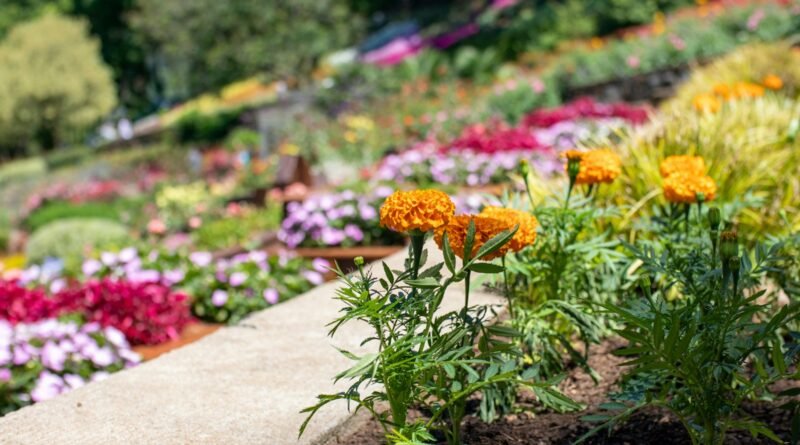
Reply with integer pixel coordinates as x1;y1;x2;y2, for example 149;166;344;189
0;244;504;444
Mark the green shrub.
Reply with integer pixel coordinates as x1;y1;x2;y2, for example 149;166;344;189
44;146;92;170
192;206;281;251
25;218;129;270
24;201;121;233
174;109;242;144
0;157;47;187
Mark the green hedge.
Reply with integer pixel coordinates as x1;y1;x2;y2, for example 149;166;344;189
25;218;130;270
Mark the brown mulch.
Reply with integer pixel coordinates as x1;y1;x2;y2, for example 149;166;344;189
322;339;797;445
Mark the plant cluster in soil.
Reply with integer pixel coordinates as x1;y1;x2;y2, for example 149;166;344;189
323;339;797;445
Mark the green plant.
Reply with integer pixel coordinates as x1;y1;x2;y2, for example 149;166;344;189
0;13;116;153
583;213;800;445
0;157;47;187
173;109;242;144
192;206;281;251
25;218;129;271
24;201;121;233
301;211;578;444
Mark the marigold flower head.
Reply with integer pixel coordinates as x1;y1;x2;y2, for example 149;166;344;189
480;207;538;252
663;172;717;203
762;74;783;90
574;149;622;185
712;83;732;99
380;189;455;234
659;155;707;178
693;93;720;113
731;82;764;99
434;215;514;260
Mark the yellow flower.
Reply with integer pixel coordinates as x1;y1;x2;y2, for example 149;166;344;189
479;207;538;253
693;93;720;113
343;115;375;132
659;155;707;178
762;74;783;90
379;189;455;234
663;172;717;203
434;215;514;260
574;149;622;185
343;130;358;143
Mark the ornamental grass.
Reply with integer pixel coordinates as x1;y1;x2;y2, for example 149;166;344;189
610;94;800;239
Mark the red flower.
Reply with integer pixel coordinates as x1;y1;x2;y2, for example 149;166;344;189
56;279;195;346
522;97;650;128
0;281;60;324
442;121;545;154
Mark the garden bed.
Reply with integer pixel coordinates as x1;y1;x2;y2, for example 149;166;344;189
293;245;406;272
324;339;798;445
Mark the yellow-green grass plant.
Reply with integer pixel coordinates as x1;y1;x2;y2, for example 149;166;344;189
667;41;800;108
610;95;800;241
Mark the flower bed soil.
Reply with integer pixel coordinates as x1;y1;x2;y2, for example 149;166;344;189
132;322;221;361
324;339;797;445
293;245;406;273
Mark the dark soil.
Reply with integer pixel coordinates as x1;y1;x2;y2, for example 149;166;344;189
323;339;798;445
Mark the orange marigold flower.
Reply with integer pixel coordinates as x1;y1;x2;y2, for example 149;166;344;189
693;93;720;113
659;155;707;178
480;207;538;252
380;189;455;234
663;172;717;203
732;82;764;99
712;83;732;99
762;74;783;90
434;215;514;260
574;149;622;185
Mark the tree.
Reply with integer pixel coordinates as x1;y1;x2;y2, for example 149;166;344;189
0;14;117;153
130;0;364;101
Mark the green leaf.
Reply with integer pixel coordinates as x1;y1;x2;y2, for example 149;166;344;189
467;262;504;274
382;262;394;283
473;226;517;261
464;219;476;261
442;232;456;274
405;277;440;289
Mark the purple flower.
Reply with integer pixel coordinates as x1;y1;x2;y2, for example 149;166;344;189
358;205;377;220
63;374;85;390
13;346;32;365
321;227;346;246
211;290;229;307
41;341;67;372
129;269;160;283
344;224;364;243
100;252;118;266
103;327;128;349
90;347;116;367
82;259;102;277
263;288;279;305
0;368;10;382
189;252;213;267
302;270;325;286
118;247;138;263
163;269;185;285
0;346;11;367
229;272;247;287
30;372;64;402
312;258;330;273
49;278;66;294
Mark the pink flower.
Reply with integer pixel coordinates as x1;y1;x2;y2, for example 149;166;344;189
302;270;324;286
263;288;279;305
627;55;640;69
229;272;247;287
188;216;202;229
211;290;229;307
147;219;167;235
41;341;67;372
0;368;10;382
747;9;765;31
30;372;64;402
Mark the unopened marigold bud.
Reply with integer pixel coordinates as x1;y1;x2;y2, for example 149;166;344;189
720;230;738;261
354;256;365;267
519;159;530;177
707;207;721;230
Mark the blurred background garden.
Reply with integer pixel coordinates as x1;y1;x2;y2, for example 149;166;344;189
1;0;800;433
